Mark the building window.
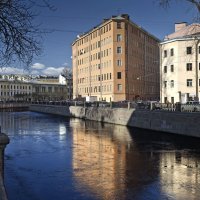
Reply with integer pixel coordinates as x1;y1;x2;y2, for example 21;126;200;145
117;34;122;42
164;81;167;88
117;84;122;91
186;47;192;54
48;87;52;93
117;72;122;79
187;79;192;87
117;22;121;29
42;87;45;92
164;66;167;73
170;80;174;88
199;46;200;54
98;52;100;59
186;63;192;71
171;97;174;104
171;65;174;72
109;24;111;31
164;97;168;103
164;50;167;57
117;59;122;66
117;47;122;54
170;48;174;56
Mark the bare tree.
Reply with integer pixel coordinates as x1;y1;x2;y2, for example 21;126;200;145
158;0;200;12
0;0;53;68
61;67;72;79
157;0;200;23
61;66;73;100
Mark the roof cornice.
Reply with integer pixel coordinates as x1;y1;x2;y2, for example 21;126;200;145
160;35;200;45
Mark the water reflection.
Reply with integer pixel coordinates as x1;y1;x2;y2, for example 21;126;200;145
0;112;200;200
70;120;200;200
159;151;200;200
71;120;130;199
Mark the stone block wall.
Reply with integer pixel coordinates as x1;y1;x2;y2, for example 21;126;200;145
70;106;200;138
29;105;71;117
29;105;200;138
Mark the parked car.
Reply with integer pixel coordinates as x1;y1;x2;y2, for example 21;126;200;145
186;101;199;105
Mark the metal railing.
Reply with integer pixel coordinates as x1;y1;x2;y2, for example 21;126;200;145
30;101;200;112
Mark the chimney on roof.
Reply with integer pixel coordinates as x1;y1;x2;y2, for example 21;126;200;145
175;22;187;32
121;14;129;20
103;18;109;23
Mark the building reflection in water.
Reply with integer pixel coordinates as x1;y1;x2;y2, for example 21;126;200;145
159;151;200;199
70;119;200;200
70;119;128;199
70;119;159;199
0;111;32;135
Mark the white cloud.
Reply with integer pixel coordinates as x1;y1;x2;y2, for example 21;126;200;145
62;62;68;66
42;67;64;75
31;63;46;70
0;67;25;74
0;63;65;76
30;70;40;75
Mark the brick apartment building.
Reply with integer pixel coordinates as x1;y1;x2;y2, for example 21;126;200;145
72;14;160;102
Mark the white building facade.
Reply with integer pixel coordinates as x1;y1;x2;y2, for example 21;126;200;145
160;23;200;103
0;74;69;101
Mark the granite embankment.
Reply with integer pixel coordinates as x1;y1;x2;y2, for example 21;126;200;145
0;133;9;200
29;104;200;138
30;104;70;116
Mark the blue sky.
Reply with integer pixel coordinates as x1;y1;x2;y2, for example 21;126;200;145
1;0;198;75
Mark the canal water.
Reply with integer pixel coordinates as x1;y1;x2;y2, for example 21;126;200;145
1;111;200;200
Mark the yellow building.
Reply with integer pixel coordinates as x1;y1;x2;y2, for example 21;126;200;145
0;79;32;101
72;14;160;102
0;75;68;101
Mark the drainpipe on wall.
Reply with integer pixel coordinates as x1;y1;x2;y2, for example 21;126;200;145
195;37;200;101
75;40;79;99
159;43;162;103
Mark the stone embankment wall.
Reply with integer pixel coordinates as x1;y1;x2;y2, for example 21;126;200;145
0;133;9;200
129;110;200;138
29;105;70;117
29;105;200;138
69;106;134;125
70;106;200;138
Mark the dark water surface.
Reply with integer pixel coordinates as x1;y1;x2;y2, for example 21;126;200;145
1;111;200;200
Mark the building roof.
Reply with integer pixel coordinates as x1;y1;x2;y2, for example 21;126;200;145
165;23;200;40
72;14;160;45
